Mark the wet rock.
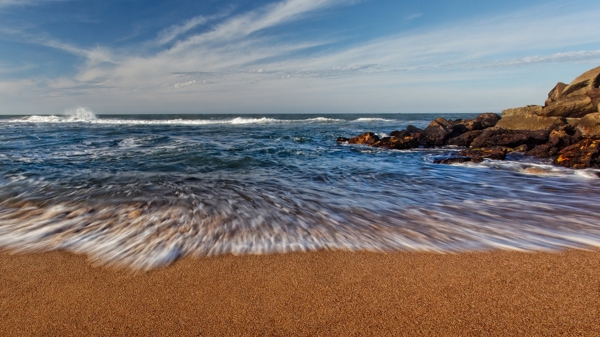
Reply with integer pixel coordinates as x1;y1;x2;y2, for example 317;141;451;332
511;144;529;153
336;137;349;142
526;144;559;158
373;136;419;150
433;157;473;164
471;128;549;149
576;112;600;139
420;117;455;146
446;130;483;147
495;114;564;131
542;94;597;118
457;113;501;131
554;139;600;169
348;132;380;145
389;125;422;139
458;147;507;161
502;105;543;117
548;126;578;148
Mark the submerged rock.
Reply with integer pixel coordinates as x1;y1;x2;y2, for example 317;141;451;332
348;132;380;145
458;147;507;161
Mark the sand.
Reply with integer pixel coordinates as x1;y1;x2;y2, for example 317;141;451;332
1;249;599;336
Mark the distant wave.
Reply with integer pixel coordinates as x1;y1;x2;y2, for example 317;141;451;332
352;118;396;122
3;115;347;125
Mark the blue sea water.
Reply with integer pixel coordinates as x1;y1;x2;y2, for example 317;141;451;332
1;110;600;269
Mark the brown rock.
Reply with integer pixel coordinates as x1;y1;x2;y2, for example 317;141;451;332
374;136;419;150
336;137;349;142
495;114;564;131
471;128;548;149
561;65;600;97
541;95;596;118
575;112;600;139
526;144;559;158
348;132;380;145
447;130;483;147
457;113;501;131
545;82;567;105
420;118;454;147
554;139;600;169
458;147;507;161
502;106;543;117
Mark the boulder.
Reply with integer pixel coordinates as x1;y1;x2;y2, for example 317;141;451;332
561;65;600;97
373;136;419;150
554;139;600;169
541;95;597;118
545;82;567;105
526;144;560;158
502;105;543;117
457;113;501;131
495;114;564;131
470;128;549;149
348;132;380;145
458;147;507;161
419;117;455;147
390;125;422;139
575;112;600;139
446;130;483;147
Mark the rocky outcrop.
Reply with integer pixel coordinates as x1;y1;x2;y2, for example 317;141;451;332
338;65;600;169
347;132;380;145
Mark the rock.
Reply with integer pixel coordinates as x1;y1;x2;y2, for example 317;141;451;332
502;105;543;117
548;125;578;148
526;144;559;158
561;65;600;97
565;118;581;127
457;113;501;131
406;125;423;134
471;128;549;149
348;132;380;145
495;114;564;131
336;137;349;142
419;117;455;147
545;82;568;105
446;130;483;147
373;136;419;150
554;139;600;169
541;95;597;118
511;144;529;152
575;112;600;139
458;147;507;161
433;157;474;164
389;125;422;139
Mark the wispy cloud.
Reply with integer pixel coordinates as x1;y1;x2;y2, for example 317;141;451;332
1;0;600;114
0;0;67;8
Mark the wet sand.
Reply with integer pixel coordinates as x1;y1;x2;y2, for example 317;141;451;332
1;249;599;336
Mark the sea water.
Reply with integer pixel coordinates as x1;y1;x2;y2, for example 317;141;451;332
1;110;599;269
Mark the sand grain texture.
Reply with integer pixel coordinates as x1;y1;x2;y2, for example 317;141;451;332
1;250;599;336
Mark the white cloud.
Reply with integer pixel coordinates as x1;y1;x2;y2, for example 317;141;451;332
0;0;67;8
1;0;600;114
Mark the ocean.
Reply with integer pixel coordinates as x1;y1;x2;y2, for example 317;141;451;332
1;110;599;270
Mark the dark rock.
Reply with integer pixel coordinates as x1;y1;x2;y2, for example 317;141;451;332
471;128;549;149
541;95;597;118
446;130;483;147
373;136;419;150
336;137;349;142
458;147;507;161
548;127;577;148
457;113;501;131
348;132;380;145
433;157;474;164
526;144;559;158
511;144;529;152
405;125;423;134
419;117;455;147
390;125;423;139
554;139;600;169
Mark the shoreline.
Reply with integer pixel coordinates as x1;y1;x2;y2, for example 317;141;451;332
2;249;599;335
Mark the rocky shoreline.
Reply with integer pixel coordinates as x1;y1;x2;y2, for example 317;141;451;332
338;65;600;169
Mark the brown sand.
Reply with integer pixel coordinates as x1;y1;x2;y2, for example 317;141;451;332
1;250;599;336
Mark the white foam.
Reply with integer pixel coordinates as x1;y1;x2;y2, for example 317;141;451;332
353;118;395;122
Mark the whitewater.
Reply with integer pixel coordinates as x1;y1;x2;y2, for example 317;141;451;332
1;110;600;270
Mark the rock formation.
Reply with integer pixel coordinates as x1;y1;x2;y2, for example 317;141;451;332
337;65;600;169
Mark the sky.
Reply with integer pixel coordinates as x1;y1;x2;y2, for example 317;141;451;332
1;0;600;115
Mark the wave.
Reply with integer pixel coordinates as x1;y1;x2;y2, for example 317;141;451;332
3;115;348;126
352;118;396;122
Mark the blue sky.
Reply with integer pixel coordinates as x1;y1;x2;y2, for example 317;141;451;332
1;0;600;114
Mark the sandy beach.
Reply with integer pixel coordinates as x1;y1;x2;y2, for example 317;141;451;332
1;249;599;336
